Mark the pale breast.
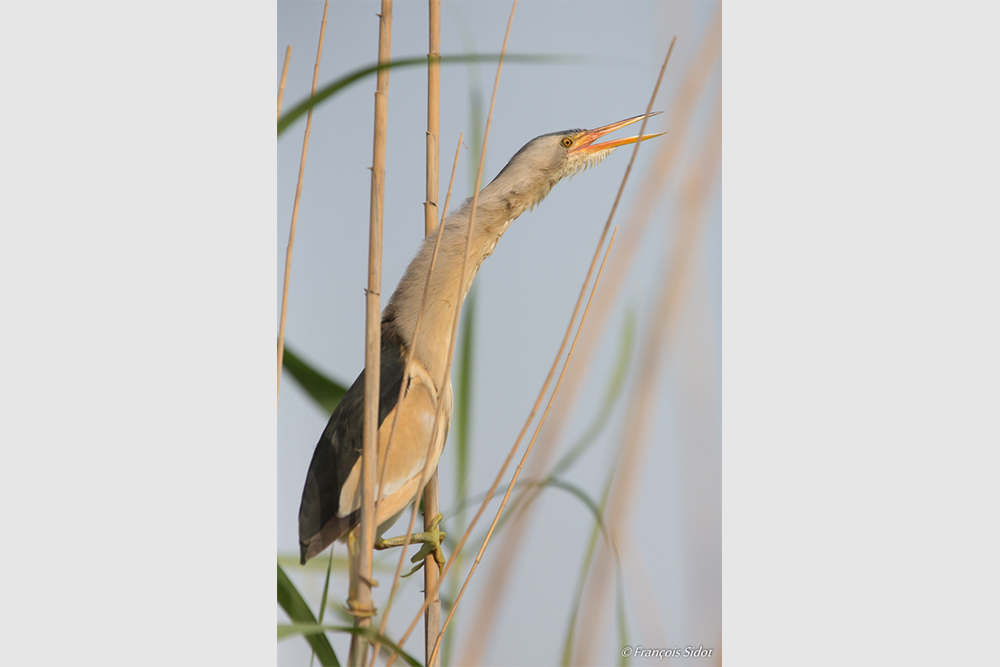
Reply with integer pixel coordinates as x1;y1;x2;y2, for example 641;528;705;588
336;362;451;529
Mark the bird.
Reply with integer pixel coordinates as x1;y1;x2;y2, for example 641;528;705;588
297;112;664;582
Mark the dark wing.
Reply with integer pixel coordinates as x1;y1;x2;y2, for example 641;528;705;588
297;324;408;564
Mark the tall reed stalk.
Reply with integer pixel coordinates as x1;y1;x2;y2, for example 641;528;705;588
278;2;328;406
367;133;463;667
352;0;393;664
422;3;443;665
278;46;291;121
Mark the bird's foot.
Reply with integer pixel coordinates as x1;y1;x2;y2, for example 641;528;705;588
374;513;446;578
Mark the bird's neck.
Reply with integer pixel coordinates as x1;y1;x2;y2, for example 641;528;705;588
382;194;524;385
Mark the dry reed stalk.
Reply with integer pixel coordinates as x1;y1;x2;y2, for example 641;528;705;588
658;97;722;660
278;45;291;121
352;1;393;664
422;3;443;665
383;4;520;663
277;1;328;405
367;133;463;667
425;0;441;238
526;6;718;479
421;471;441;665
440;39;674;666
458;14;720;659
511;8;718;440
571;93;720;666
429;226;620;666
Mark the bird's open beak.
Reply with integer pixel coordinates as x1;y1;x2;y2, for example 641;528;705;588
571;112;665;155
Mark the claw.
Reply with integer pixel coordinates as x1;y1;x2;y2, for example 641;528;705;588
376;513;447;578
400;538;446;578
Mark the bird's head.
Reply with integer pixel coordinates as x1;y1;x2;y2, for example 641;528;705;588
485;112;665;215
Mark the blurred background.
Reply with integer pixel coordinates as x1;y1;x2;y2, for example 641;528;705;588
277;1;720;665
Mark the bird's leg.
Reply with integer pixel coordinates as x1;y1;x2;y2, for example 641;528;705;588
374;513;446;577
344;528;378;618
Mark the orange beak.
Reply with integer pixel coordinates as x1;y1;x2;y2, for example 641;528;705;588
570;112;665;155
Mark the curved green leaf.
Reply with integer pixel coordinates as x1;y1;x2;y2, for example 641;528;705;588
544;478;605;534
559;453;636;666
277;624;421;667
277;563;340;667
282;345;348;414
278;53;572;136
454;287;476;524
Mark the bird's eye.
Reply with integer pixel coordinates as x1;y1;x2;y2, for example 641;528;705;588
560;137;573;148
